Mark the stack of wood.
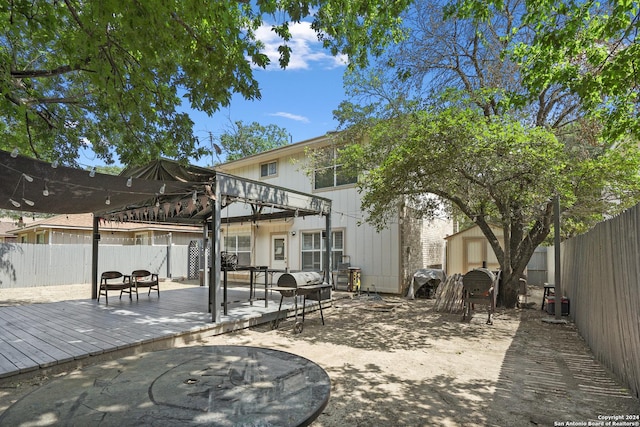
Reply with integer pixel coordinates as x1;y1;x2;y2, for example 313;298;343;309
433;273;464;313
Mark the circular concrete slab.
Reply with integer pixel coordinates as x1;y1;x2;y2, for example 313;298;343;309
0;345;331;426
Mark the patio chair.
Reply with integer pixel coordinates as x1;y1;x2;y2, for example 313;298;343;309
99;271;135;304
131;269;160;298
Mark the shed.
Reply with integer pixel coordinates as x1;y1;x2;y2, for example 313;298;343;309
445;225;502;275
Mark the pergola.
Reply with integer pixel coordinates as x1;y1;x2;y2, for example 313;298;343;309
0;150;332;322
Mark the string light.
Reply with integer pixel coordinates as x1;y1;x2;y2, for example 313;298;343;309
126;177;132;187
23;198;35;207
51;159;58;168
42;181;49;197
22;173;33;182
89;167;96;177
10;148;18;158
192;190;198;202
159;183;165;194
9;199;20;208
105;195;111;205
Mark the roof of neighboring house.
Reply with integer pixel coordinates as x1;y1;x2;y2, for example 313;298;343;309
8;213;202;234
0;221;17;238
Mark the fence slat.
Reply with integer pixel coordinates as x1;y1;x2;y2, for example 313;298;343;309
562;205;640;398
0;244;190;288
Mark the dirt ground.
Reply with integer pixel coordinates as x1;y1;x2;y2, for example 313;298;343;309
1;282;639;426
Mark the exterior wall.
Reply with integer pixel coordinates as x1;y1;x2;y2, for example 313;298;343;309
400;206;424;296
218;142;403;294
422;217;452;269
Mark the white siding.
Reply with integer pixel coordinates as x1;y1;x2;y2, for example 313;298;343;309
220;147;403;293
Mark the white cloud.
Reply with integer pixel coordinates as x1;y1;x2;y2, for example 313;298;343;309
253;22;348;70
269;112;310;123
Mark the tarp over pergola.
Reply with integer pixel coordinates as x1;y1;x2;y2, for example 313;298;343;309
0;150;332;322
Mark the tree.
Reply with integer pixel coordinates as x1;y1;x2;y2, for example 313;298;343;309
337;107;640;307
446;0;640;140
92;165;123;176
332;0;640;306
218;121;290;162
0;0;410;166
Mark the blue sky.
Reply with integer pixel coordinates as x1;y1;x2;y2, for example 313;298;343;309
78;21;349;169
187;21;349;166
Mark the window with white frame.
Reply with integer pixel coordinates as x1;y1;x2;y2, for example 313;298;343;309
134;232;147;245
36;232;46;244
301;230;344;271
313;146;357;190
260;161;278;178
223;233;252;265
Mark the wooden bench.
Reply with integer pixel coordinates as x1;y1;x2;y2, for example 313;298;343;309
131;270;160;298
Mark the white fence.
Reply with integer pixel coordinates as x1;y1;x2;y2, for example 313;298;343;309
0;243;191;288
562;204;640;398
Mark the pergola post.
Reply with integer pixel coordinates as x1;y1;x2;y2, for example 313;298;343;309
201;222;209;287
210;184;222;323
91;215;99;299
324;210;332;286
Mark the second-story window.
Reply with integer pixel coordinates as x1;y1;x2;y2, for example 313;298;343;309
313;146;357;190
260;161;277;178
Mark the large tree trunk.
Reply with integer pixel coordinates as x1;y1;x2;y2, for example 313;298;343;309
498;272;521;308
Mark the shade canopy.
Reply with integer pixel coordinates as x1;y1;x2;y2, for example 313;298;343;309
1;149;332;323
0;149;194;214
0;150;331;223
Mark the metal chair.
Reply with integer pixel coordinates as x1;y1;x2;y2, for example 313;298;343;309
98;271;134;304
130;270;160;298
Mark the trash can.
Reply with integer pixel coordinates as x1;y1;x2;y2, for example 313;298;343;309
545;297;570;316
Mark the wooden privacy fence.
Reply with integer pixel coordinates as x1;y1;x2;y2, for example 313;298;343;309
0;244;190;288
562;204;640;398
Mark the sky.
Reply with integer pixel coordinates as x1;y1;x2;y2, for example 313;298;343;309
76;21;349;169
185;21;350;167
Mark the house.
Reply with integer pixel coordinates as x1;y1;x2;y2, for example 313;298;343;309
216;134;453;295
0;216;37;243
8;213;202;245
0;220;18;243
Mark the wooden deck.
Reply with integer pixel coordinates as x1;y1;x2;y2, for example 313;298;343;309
0;285;324;379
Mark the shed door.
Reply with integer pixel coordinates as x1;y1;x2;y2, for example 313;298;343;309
464;237;499;272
